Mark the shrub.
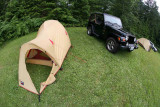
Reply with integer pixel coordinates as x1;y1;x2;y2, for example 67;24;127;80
0;17;44;45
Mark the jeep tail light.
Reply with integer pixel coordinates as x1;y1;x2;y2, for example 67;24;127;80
122;38;126;42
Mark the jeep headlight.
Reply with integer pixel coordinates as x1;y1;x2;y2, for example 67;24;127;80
134;38;136;42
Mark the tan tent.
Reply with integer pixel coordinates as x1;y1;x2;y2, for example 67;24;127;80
138;38;151;51
18;20;71;95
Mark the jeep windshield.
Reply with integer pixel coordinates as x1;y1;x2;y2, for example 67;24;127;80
104;14;122;27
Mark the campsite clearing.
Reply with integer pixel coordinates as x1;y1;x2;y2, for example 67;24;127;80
0;27;160;106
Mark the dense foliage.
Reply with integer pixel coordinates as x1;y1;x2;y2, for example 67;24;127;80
0;0;160;48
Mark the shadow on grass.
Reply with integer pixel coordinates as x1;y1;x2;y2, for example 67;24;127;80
116;49;131;57
92;36;106;44
26;63;51;92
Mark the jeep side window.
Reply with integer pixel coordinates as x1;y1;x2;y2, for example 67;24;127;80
89;14;95;22
95;14;103;25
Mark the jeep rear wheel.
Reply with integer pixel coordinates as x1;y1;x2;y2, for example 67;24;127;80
87;26;92;36
106;37;119;53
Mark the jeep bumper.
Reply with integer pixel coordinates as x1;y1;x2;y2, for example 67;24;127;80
120;43;138;51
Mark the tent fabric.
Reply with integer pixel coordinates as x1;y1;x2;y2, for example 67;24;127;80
18;20;71;95
138;38;151;52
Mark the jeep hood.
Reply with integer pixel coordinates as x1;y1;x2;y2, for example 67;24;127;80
116;28;135;37
109;25;135;37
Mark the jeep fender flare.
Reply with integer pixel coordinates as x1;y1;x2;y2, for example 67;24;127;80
106;32;120;42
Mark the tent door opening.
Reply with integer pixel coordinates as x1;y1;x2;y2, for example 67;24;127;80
25;49;53;93
26;49;53;67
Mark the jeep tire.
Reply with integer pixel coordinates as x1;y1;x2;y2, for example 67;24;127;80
87;26;93;36
128;49;133;52
106;37;119;53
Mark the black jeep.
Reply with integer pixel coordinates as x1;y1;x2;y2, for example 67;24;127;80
87;12;138;53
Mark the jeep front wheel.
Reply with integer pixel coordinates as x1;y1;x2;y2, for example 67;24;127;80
87;26;92;36
106;37;119;53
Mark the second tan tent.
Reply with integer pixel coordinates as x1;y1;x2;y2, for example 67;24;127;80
138;38;151;52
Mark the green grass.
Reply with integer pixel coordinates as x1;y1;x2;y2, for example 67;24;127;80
0;27;160;106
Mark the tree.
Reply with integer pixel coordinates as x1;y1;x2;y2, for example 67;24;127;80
73;0;90;26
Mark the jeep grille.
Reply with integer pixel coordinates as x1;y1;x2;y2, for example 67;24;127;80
128;36;135;44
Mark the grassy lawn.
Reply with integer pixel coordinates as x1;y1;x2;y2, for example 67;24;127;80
0;27;160;106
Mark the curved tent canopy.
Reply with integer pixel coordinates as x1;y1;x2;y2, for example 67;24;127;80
18;20;71;94
138;38;151;52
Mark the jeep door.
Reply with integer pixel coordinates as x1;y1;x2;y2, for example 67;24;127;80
94;14;104;36
88;14;96;27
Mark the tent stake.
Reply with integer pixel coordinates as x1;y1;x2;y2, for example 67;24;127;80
60;67;63;71
38;94;41;102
